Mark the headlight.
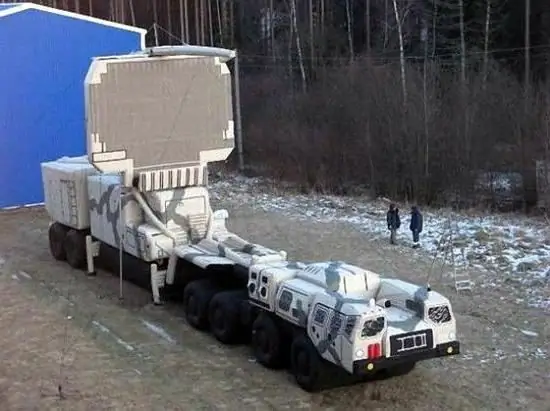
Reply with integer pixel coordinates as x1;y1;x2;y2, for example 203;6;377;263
361;316;385;337
428;305;452;323
355;349;365;358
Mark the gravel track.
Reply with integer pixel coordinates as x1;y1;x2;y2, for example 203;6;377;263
0;200;548;410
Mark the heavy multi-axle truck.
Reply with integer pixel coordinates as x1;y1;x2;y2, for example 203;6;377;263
41;45;460;392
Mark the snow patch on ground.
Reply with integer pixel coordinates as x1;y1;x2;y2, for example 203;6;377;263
92;320;135;352
141;319;176;344
210;174;550;311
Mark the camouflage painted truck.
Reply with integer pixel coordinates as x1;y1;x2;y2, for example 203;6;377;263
40;45;460;392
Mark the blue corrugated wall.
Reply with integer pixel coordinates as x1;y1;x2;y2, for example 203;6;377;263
0;9;142;208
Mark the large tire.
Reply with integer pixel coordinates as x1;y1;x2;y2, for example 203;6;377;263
251;313;285;369
49;223;68;261
64;229;86;269
208;290;246;344
183;279;219;330
290;335;328;393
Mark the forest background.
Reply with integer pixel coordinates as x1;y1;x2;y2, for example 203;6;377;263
5;0;550;210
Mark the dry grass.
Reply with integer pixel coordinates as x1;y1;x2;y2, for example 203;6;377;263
0;275;159;411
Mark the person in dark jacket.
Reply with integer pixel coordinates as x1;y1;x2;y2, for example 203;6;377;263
410;206;423;248
386;203;401;245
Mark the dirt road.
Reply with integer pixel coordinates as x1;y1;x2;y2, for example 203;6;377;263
0;201;548;410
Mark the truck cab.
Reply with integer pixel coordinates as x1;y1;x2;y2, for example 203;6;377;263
249;260;460;391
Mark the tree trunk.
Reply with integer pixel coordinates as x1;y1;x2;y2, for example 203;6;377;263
423;19;430;180
201;0;206;44
230;0;235;47
384;0;388;51
482;0;491;89
290;0;307;92
392;0;407;106
120;0;125;23
345;0;354;61
128;0;136;25
459;0;467;86
110;0;115;21
153;0;159;25
184;0;190;42
208;0;214;45
179;0;185;43
366;0;371;54
309;0;315;65
431;0;437;57
195;0;200;44
216;0;224;47
269;0;275;60
167;0;173;44
524;0;531;108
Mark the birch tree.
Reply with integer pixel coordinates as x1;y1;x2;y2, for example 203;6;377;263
392;0;407;106
289;0;307;92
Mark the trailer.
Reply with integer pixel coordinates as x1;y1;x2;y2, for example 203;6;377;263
41;45;460;392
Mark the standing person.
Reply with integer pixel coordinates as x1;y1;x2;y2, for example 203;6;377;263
410;206;423;248
386;203;401;245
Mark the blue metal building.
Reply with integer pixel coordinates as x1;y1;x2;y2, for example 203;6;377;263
0;3;146;208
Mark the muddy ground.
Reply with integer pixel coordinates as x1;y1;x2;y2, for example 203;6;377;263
0;200;548;410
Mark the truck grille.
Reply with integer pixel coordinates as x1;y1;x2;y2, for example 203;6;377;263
390;329;434;356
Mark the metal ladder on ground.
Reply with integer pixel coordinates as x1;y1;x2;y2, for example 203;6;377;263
430;216;473;293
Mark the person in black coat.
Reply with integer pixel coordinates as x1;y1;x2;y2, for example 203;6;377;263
386;203;401;245
410;206;423;248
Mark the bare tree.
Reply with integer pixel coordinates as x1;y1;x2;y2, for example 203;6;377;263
208;0;214;45
270;0;275;59
184;0;190;42
167;0;173;44
289;0;307;92
459;0;466;86
179;0;185;42
345;0;354;61
524;0;531;108
422;18;430;177
194;0;200;43
482;0;491;89
128;0;136;25
365;0;371;54
152;0;159;25
392;0;407;105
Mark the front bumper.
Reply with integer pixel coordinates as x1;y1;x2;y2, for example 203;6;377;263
352;340;460;376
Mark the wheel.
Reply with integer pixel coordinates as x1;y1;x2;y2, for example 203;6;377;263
64;229;86;269
183;279;219;330
251;313;285;369
48;222;68;261
290;335;328;392
208;290;246;344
